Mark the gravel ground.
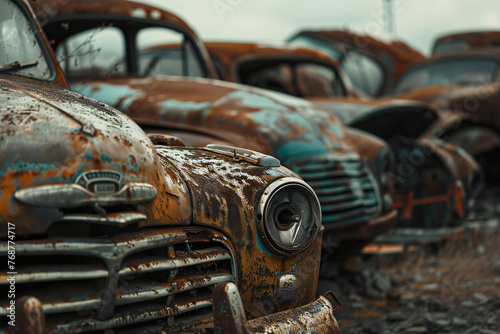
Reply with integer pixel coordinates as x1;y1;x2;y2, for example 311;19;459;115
318;187;500;334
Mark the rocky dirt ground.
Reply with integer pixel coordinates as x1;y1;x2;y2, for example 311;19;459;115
318;187;500;334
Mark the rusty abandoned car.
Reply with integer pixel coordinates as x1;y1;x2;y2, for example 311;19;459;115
391;49;500;181
203;41;483;238
0;0;342;333
288;30;425;97
35;0;399;255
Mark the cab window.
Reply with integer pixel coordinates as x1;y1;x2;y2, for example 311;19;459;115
341;50;385;97
56;26;125;79
137;27;204;77
0;0;54;80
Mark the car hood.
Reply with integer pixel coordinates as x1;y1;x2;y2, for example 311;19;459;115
309;97;439;141
0;74;190;237
73;76;355;165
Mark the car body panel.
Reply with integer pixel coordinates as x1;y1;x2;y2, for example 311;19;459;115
1;1;340;332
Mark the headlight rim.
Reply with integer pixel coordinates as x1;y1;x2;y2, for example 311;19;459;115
256;177;321;256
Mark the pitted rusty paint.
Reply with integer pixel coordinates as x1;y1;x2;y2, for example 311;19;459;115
156;147;322;317
2;0;337;333
0;74;192;236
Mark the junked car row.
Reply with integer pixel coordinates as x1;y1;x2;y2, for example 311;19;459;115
0;0;493;333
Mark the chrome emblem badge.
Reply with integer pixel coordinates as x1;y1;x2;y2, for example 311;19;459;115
76;170;126;194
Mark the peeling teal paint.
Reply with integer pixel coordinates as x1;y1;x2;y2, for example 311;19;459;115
100;153;113;163
220;90;285;111
73;84;143;110
255;232;284;259
159;99;212;124
324;123;344;139
126;155;139;169
85;153;93;160
0;162;57;177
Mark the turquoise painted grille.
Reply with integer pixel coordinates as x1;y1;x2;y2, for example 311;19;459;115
291;155;381;226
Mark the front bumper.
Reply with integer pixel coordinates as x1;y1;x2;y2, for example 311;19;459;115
213;282;340;334
11;283;340;334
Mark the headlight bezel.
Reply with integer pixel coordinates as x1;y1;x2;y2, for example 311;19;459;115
256;177;322;256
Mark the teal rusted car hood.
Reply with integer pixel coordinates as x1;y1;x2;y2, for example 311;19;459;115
73;76;355;165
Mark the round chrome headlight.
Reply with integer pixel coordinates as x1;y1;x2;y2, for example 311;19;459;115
257;177;321;255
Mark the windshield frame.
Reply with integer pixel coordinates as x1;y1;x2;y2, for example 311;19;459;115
234;55;348;98
392;55;500;95
289;33;387;97
1;0;58;82
43;14;213;81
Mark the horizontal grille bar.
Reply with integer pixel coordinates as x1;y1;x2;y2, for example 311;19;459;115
0;265;108;284
116;272;232;305
46;296;213;334
0;227;235;333
119;247;231;276
291;154;381;226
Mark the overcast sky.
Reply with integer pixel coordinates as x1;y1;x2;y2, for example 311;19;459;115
135;0;500;55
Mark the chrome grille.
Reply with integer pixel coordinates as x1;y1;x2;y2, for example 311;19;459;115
0;227;235;333
291;154;381;226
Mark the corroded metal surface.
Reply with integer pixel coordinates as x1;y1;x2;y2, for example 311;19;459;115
212;282;340;334
0;74;329;330
0;74;192;236
2;1;339;333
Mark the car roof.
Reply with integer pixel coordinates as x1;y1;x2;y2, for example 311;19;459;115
31;0;197;37
434;31;500;47
205;41;340;67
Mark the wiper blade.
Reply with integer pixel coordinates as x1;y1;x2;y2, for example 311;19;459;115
0;60;38;73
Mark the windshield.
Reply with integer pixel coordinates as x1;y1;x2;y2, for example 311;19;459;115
433;39;470;56
289;34;385;97
393;58;498;94
0;0;53;80
239;60;344;97
55;24;206;80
